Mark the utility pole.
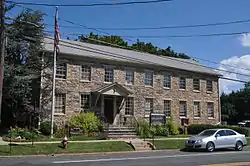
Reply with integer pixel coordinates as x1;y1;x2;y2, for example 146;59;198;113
0;0;6;126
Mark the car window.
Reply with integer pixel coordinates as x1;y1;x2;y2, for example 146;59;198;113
225;130;236;136
198;130;217;136
216;130;227;136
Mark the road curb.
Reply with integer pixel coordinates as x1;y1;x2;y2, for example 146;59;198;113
0;149;181;158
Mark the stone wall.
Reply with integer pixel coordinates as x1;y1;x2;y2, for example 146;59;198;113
40;54;220;127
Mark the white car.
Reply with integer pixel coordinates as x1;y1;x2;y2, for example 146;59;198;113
185;129;247;152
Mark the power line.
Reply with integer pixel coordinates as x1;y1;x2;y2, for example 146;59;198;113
48;19;250;31
6;0;172;7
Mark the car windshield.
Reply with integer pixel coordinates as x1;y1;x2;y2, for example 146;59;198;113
198;130;217;136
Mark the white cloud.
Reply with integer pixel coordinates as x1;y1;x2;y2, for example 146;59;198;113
239;33;250;47
218;55;250;94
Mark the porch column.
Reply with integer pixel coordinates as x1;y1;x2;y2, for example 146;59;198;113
101;95;104;117
113;96;117;118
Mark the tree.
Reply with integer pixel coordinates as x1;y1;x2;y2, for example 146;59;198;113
1;8;45;128
78;32;191;59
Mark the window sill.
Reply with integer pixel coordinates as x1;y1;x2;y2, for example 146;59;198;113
194;117;200;119
163;87;171;90
124;115;134;117
104;81;113;84
80;80;91;83
144;114;150;118
208;117;215;120
125;83;134;86
179;116;188;119
193;90;200;93
206;91;213;94
145;85;153;88
179;89;186;91
55;78;66;81
54;113;66;116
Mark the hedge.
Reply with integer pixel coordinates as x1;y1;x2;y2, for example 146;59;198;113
187;124;249;136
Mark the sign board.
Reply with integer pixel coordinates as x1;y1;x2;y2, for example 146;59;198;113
150;113;166;126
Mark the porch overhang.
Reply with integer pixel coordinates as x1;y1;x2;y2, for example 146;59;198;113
92;82;132;97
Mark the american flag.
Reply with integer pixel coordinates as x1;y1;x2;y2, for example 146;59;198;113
54;7;60;54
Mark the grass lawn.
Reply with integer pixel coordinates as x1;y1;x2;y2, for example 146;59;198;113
0;141;133;156
151;138;250;150
2;134;105;142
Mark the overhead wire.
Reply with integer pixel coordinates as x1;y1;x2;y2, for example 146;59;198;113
6;0;172;7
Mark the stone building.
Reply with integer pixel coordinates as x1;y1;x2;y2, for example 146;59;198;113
39;37;221;128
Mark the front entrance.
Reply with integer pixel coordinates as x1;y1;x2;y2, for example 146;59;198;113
104;97;114;124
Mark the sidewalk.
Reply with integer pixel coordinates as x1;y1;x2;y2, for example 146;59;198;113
0;137;190;145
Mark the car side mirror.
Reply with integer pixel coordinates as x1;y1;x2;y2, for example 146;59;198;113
215;134;220;138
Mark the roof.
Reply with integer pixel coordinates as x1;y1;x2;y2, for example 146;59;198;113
93;82;132;95
42;37;221;76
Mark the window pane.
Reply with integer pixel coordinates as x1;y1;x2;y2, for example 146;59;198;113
164;72;171;88
81;65;91;81
164;100;171;117
194;102;200;117
81;94;90;112
125;97;134;115
56;63;66;79
179;101;187;117
145;98;153;113
179;77;186;89
145;71;153;86
104;67;114;82
55;94;66;114
125;70;134;85
207;102;214;118
193;79;200;91
207;80;213;92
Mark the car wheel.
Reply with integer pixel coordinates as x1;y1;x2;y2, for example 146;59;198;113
235;141;243;151
206;142;215;152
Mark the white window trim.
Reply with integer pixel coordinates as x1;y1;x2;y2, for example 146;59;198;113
80;65;92;82
144;70;153;87
193;101;201;118
80;93;91;112
125;68;135;85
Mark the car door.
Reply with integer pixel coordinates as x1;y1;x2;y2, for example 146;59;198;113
214;130;227;148
225;130;237;147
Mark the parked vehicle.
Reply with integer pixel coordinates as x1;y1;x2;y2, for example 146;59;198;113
185;129;247;152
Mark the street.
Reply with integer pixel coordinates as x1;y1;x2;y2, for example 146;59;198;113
2;148;250;166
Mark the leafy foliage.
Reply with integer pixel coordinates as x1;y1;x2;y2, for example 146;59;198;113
2;8;45;128
136;118;151;138
69;112;102;135
78;33;190;59
221;83;250;124
166;118;180;135
7;127;38;140
40;121;58;136
187;124;249;136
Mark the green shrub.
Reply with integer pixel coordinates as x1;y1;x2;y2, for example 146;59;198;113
8;127;38;140
55;128;67;138
166;118;180;135
187;124;249;136
69;112;102;135
40;121;58;136
155;125;169;136
136;118;150;138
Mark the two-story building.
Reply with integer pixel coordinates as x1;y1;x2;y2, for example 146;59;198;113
39;37;221;128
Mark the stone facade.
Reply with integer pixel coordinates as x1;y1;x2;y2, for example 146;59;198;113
40;53;220;127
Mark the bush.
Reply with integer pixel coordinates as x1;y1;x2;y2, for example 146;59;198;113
69;112;102;135
136;118;150;138
155;125;169;136
40;121;58;136
187;124;249;136
7;127;38;140
166;118;180;135
55;128;67;138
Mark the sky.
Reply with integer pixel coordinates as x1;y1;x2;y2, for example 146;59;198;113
8;0;250;94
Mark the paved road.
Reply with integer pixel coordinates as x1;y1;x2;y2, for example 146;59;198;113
2;148;250;166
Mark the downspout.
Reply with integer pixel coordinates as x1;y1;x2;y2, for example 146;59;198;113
217;76;221;124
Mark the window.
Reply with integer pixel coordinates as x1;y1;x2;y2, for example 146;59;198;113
193;79;200;91
104;67;114;82
125;97;134;116
206;80;213;92
163;72;171;88
80;94;90;111
207;102;214;118
179;101;187;117
144;71;153;86
55;93;66;114
226;130;236;136
164;100;171;117
125;69;134;85
145;98;153;113
56;63;66;79
193;101;201;118
216;130;227;137
81;65;91;81
179;77;186;89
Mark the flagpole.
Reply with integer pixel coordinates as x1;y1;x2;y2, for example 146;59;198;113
50;6;59;138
